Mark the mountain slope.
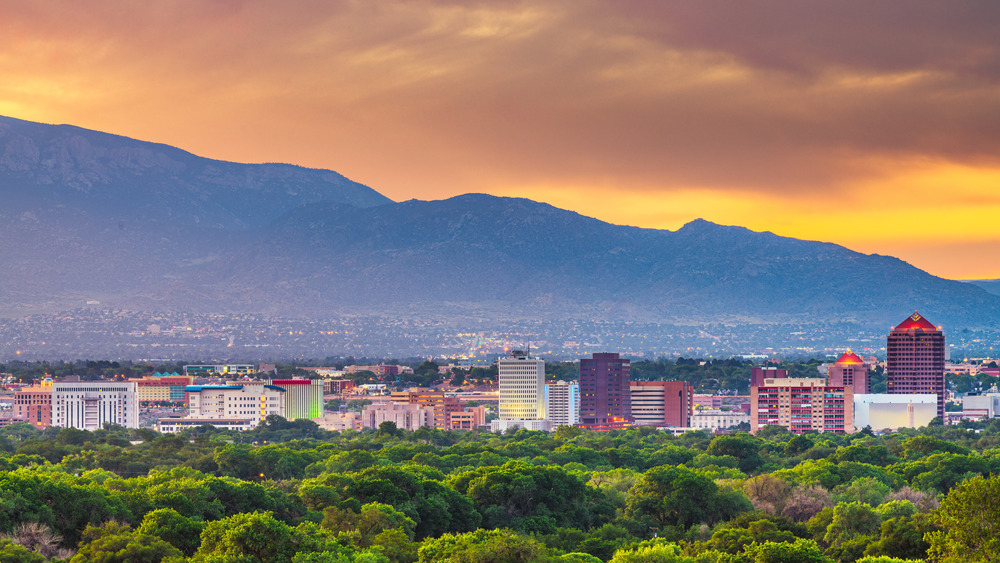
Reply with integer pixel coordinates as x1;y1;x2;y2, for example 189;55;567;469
1;115;998;328
184;194;1000;327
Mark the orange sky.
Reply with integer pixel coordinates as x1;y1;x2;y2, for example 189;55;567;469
3;1;1000;279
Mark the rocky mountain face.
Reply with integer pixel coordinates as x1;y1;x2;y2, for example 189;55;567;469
2;115;999;328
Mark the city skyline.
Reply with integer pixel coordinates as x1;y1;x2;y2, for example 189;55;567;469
3;2;1000;279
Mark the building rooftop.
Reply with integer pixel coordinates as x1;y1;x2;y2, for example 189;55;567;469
835;351;865;365
893;312;939;332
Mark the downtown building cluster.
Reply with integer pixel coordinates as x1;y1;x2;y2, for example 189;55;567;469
750;312;944;435
490;350;694;433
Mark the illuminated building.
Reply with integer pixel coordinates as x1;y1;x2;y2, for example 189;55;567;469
751;377;853;435
269;379;323;419
886;312;946;420
630;380;693;427
579;352;632;429
827;351;870;395
545;380;580;426
52;381;138;430
497;350;545;422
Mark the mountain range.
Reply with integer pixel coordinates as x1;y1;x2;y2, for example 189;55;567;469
2;114;998;329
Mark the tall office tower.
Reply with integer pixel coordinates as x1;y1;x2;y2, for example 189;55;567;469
545;380;580;427
750;366;788;387
887;312;946;420
630;380;694;427
827;351;870;395
497;350;546;421
579;352;632;428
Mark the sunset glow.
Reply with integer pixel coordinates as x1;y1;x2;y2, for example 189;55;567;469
3;1;999;279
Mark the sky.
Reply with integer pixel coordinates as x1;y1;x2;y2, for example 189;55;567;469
2;1;1000;279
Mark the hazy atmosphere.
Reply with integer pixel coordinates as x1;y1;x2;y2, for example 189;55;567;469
4;0;1000;279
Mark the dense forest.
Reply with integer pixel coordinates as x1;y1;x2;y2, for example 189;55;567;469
0;416;998;562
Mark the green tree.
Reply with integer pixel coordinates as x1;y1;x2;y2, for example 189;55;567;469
136;508;204;556
0;539;45;563
625;465;752;531
197;511;297;563
706;434;765;473
69;521;182;563
417;529;554;563
926;474;1000;562
740;538;831;563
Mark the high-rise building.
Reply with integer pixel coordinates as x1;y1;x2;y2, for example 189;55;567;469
52;381;138;430
579;352;632;428
827;351;870;395
886;312;946;420
751;377;853;435
497;350;545;421
630;381;693;427
545;380;580;427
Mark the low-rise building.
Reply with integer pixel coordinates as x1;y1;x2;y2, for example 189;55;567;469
490;418;553;433
14;387;52;428
962;393;1000;420
158;418;256;433
130;375;193;405
52;381;138;430
690;409;750;431
313;411;362;432
630;381;694;427
449;406;486;430
360;403;433;431
268;379;323;420
185;382;285;425
854;394;937;431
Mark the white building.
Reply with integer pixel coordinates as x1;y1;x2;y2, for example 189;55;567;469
490;418;553;433
313;412;362;432
52;381;138;430
545;380;579;427
962;393;1000;420
360;403;433;431
690;409;749;431
185;383;285;425
157;418;256;433
497;350;545;421
854;394;937;431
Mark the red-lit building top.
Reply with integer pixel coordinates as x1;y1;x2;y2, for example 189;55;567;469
887;312;945;420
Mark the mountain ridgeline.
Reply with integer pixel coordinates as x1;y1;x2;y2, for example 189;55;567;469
1;114;998;328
